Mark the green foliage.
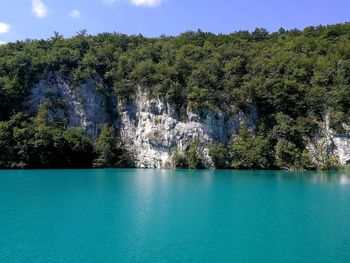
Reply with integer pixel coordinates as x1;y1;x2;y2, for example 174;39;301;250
320;156;340;170
93;125;132;168
172;140;204;169
1;23;349;121
229;126;273;169
271;113;304;146
274;138;314;170
61;128;94;167
209;143;229;169
186;140;203;169
0;113;93;168
171;150;188;169
131;59;157;87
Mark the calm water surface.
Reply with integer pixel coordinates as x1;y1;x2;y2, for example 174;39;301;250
0;169;350;263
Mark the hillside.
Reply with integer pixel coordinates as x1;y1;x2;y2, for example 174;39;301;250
0;23;350;169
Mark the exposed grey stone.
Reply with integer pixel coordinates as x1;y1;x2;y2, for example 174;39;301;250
32;75;350;168
30;74;110;139
307;115;350;166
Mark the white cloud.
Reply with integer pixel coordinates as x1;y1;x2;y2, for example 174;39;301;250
32;0;48;18
0;22;11;34
0;41;7;45
102;0;117;4
129;0;164;7
70;10;81;18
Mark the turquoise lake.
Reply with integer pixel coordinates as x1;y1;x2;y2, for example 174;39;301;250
0;169;350;262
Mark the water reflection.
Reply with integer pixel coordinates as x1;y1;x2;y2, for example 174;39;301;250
108;168;350;186
275;170;350;185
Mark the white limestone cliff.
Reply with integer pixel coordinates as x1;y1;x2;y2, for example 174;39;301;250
307;116;350;166
30;73;350;168
117;88;257;168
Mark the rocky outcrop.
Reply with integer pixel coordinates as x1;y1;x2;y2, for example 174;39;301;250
307;116;350;166
117;88;257;168
30;74;350;168
30;73;112;139
29;74;257;168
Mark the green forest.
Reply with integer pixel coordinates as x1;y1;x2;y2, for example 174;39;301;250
0;23;350;169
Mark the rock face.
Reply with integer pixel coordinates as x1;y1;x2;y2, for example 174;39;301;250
30;74;112;139
307;116;350;166
117;88;257;168
30;74;350;168
30;74;257;168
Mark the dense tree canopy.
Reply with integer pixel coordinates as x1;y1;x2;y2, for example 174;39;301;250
0;112;93;168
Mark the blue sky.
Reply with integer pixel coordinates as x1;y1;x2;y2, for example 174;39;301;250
0;0;349;43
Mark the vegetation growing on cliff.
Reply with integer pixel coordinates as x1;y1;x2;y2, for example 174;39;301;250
0;111;131;169
1;23;350;169
93;125;133;168
172;140;204;169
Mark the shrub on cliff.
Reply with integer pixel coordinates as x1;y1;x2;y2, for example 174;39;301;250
171;140;204;169
209;143;230;169
229;125;273;169
171;150;188;169
93;125;131;168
